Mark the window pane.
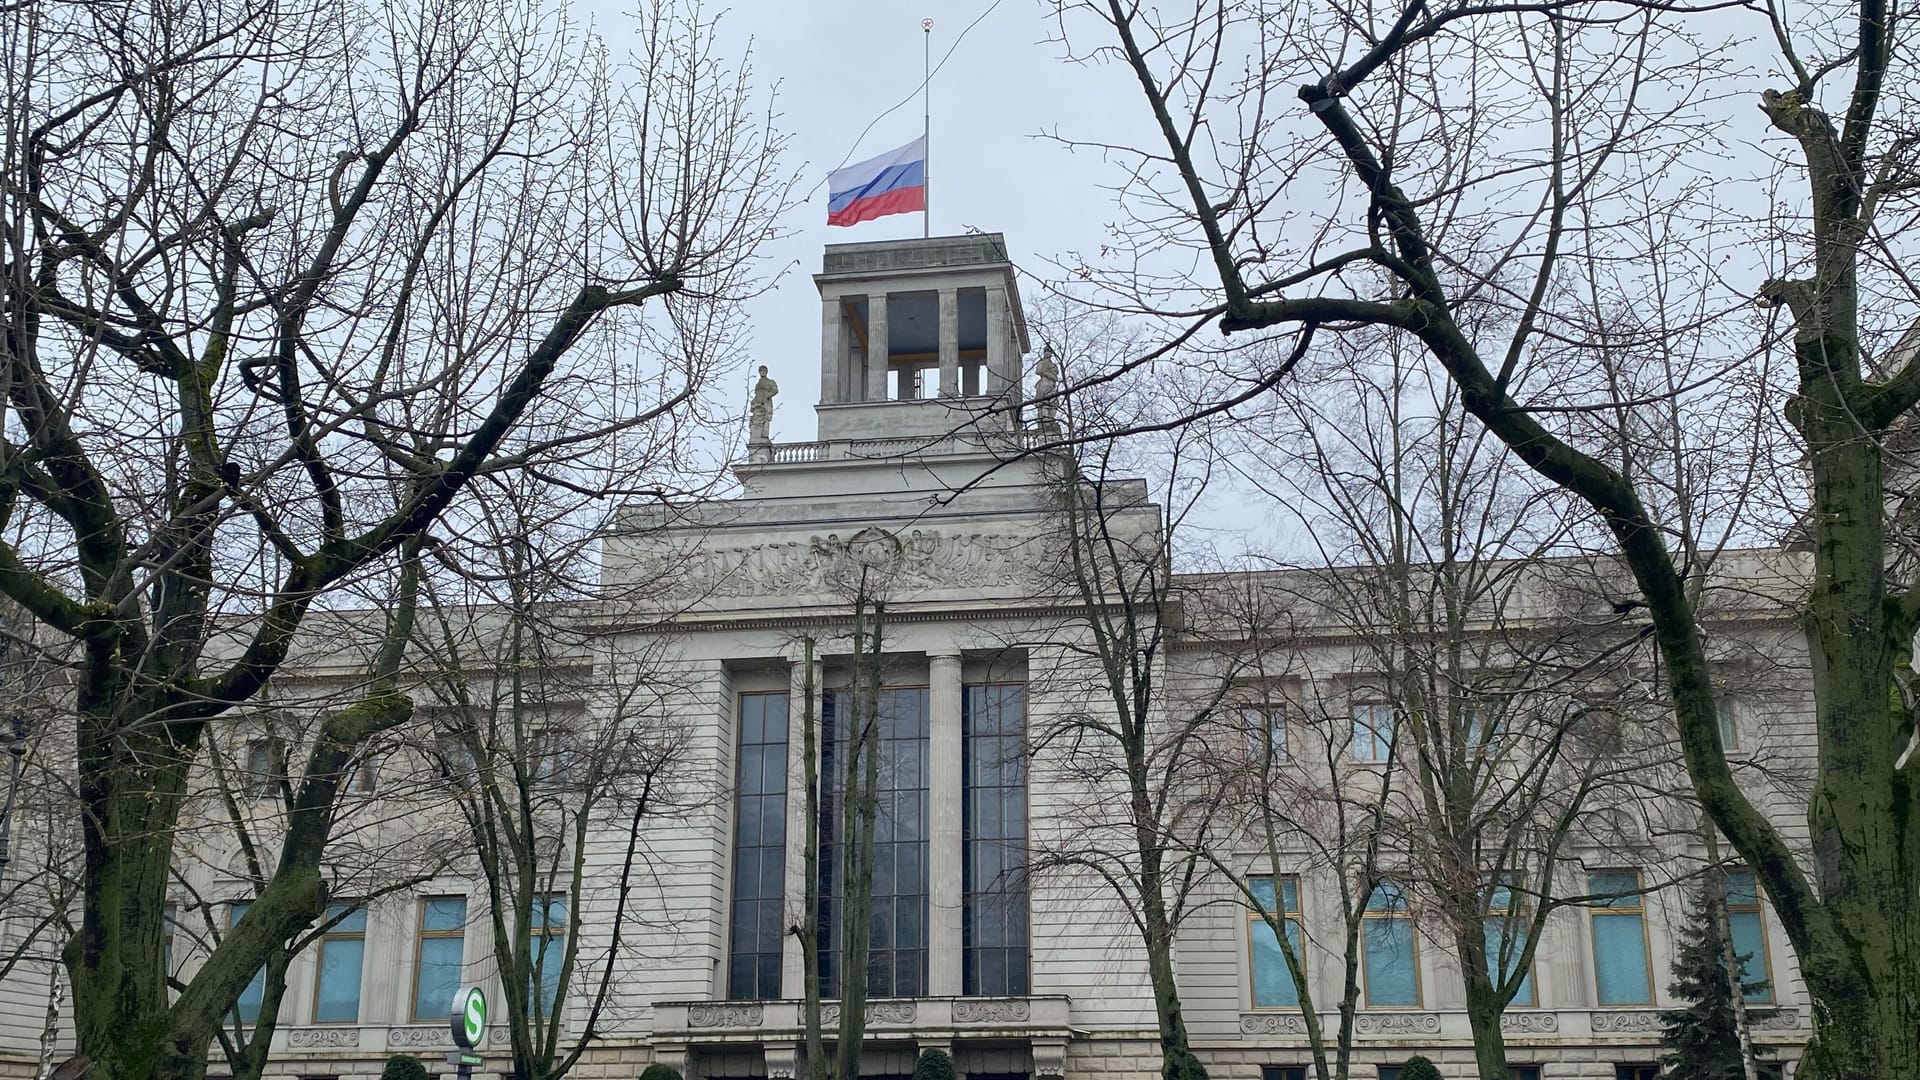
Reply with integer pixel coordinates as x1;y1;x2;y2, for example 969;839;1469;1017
1592;913;1652;1004
1485;917;1534;1006
415;937;464;1019
530;932;565;1015
1251;918;1303;1007
327;903;366;932
315;938;364;1022
1587;870;1640;907
228;903;265;1024
1727;910;1772;1003
730;692;789;1000
1362;917;1418;1006
963;684;1027;997
422;898;467;931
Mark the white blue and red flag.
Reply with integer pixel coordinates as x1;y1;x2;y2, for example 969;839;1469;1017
827;136;927;227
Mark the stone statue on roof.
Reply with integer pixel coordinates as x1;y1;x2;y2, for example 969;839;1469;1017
748;365;778;445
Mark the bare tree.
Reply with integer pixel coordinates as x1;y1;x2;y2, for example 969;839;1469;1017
1047;0;1916;1071
406;477;700;1080
0;0;790;1074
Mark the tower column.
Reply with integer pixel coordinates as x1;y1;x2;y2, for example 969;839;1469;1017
866;293;890;403
820;297;845;404
986;284;1017;401
928;650;964;995
938;288;960;397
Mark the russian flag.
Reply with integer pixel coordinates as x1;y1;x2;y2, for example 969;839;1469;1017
828;136;926;227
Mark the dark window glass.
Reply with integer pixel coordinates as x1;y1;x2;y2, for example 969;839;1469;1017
1510;1068;1541;1080
818;687;929;998
1614;1067;1660;1080
729;692;790;1000
963;684;1029;997
1262;1069;1307;1080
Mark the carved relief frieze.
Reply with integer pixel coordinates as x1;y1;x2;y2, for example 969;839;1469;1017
953;999;1032;1024
288;1028;361;1048
1755;1009;1804;1030
1354;1013;1441;1035
687;1003;765;1028
1500;1012;1559;1033
1589;1010;1662;1032
1239;1013;1308;1035
666;529;1040;599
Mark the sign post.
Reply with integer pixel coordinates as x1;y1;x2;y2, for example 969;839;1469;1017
447;985;487;1079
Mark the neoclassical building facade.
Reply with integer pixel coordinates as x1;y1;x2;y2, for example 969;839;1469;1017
0;234;1817;1080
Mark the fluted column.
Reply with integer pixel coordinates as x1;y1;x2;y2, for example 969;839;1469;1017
782;651;823;997
927;651;964;995
938;289;960;397
866;293;890;402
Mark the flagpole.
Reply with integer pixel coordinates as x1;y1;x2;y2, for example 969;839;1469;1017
922;17;932;239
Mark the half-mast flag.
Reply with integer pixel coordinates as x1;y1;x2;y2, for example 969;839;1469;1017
827;136;926;227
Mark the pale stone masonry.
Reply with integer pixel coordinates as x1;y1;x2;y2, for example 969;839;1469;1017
0;233;1817;1080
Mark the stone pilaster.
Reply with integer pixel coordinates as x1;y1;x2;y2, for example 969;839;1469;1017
928;650;964;995
782;651;822;997
986;284;1016;401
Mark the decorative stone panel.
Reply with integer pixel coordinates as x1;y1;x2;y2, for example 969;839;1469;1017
953;1000;1030;1023
688;1004;766;1028
1589;1010;1662;1032
1239;1013;1308;1035
1500;1012;1559;1033
287;1028;361;1048
386;1026;449;1048
1354;1013;1442;1035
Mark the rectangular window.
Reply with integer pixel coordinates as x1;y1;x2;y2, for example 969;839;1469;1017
729;692;789;1000
1716;696;1739;750
1724;869;1773;1003
1486;874;1535;1006
312;903;366;1023
1351;704;1394;763
1362;882;1419;1006
435;734;479;788
347;752;379;795
964;684;1029;996
228;903;267;1024
1615;1066;1660;1080
1262;1069;1307;1080
531;731;574;786
819;686;929;999
1510;1069;1541;1080
1467;702;1501;754
413;897;467;1020
1249;875;1304;1008
1589;870;1653;1004
244;739;281;799
528;894;567;1018
1241;705;1287;763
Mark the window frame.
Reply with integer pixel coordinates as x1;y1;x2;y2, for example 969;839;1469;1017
1350;703;1395;763
1486;871;1536;1007
1247;873;1305;1009
962;682;1030;998
527;892;568;1020
728;690;791;1001
310;902;367;1024
242;738;282;800
1587;869;1655;1006
1723;868;1775;1004
411;896;468;1022
1240;703;1288;764
1360;881;1421;1007
228;901;267;1025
